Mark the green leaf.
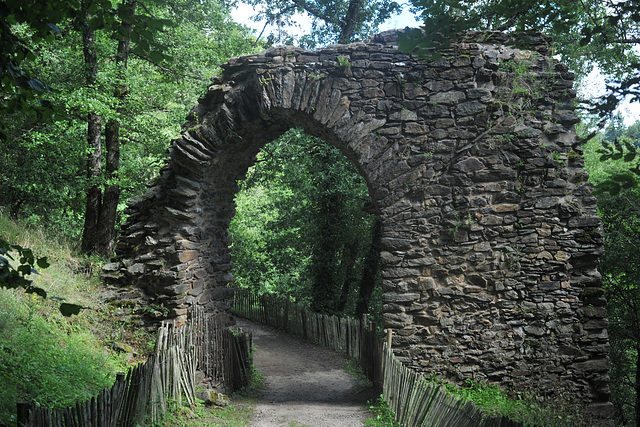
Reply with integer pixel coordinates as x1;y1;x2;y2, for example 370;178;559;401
17;264;32;275
47;23;61;34
593;181;621;196
27;79;46;92
89;16;104;30
148;51;165;63
579;35;591;47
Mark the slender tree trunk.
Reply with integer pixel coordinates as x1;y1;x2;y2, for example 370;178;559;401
355;218;381;317
96;120;120;255
81;112;103;253
335;240;359;313
95;0;132;256
80;4;102;253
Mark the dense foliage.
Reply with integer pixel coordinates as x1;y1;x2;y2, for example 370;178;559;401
242;0;402;47
0;0;257;251
0;289;117;421
230;129;381;316
0;215;152;425
400;0;640;116
598;188;640;426
583;120;640;426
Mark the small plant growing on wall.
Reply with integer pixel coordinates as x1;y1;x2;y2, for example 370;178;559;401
336;56;350;68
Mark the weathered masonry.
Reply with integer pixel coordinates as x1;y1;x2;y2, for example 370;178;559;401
104;30;610;412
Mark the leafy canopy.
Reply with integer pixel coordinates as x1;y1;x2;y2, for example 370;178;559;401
0;0;173;138
399;0;640;116
242;0;402;47
230;129;378;314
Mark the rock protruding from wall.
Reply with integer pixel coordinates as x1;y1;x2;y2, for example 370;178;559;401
104;30;610;415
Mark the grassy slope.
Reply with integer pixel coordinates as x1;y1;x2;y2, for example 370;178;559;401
0;215;154;425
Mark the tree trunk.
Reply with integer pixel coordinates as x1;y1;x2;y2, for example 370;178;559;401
94;1;132;256
355;218;381;317
80;8;102;253
338;0;363;43
95;119;120;255
335;240;359;313
81;112;102;253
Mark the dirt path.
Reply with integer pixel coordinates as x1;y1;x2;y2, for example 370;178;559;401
235;318;375;427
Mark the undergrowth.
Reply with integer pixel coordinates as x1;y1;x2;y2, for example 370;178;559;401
435;377;591;426
0;214;155;425
160;353;265;426
159;398;255;427
365;395;402;427
344;356;374;389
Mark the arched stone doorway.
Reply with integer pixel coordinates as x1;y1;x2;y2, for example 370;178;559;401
104;30;610;411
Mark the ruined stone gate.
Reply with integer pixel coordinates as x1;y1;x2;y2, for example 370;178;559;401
104;30;610;412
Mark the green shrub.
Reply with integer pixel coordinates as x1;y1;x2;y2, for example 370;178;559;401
365;395;401;427
0;214;150;425
0;289;119;423
441;379;590;426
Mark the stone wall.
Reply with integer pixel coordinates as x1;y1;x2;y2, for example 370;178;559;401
104;30;610;413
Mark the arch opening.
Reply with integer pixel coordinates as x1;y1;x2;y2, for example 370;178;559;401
229;128;382;319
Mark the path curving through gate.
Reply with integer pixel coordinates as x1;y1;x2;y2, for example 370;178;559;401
237;318;375;427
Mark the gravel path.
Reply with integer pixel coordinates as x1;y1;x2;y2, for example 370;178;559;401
235;318;375;427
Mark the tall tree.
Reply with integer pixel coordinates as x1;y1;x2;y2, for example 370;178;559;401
244;0;402;47
583;120;640;424
79;0;105;254
597;188;640;426
0;0;257;248
82;0;135;255
399;0;640;115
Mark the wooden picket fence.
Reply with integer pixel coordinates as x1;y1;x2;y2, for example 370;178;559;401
232;290;383;388
17;308;252;427
232;289;521;427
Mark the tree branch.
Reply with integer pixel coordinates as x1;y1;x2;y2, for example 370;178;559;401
611;38;640;44
130;51;203;82
290;0;338;26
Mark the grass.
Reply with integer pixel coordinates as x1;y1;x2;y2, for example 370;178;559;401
159;398;256;427
160;348;265;426
364;378;592;427
0;214;155;425
343;356;373;389
435;378;591;427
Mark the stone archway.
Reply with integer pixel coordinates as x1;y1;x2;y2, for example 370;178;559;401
104;30;610;412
